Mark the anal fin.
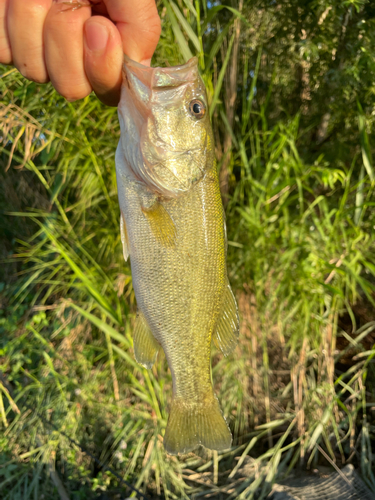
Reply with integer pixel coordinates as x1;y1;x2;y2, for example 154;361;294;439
120;213;130;261
133;311;160;369
141;201;176;248
213;282;239;356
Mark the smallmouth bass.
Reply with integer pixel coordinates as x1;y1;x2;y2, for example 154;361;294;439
115;56;239;455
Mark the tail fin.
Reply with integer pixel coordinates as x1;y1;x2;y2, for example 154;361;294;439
163;395;232;455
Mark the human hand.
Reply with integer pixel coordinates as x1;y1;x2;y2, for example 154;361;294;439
0;0;161;105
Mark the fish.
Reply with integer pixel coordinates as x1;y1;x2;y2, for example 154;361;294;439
115;55;239;455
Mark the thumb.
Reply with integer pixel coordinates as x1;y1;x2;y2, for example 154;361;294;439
84;0;161;106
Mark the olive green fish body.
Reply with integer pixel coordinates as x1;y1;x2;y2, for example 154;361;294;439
116;56;239;455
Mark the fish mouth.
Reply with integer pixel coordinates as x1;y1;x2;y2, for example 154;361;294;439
122;55;200;92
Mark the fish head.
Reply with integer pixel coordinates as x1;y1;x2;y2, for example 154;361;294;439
117;56;214;198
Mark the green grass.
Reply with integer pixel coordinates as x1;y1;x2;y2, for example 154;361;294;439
1;1;375;498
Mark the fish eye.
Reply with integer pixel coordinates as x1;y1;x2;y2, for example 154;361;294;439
189;99;206;119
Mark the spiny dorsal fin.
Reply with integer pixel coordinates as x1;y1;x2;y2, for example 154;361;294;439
141;201;177;248
120;213;130;261
213;283;239;356
133;310;160;369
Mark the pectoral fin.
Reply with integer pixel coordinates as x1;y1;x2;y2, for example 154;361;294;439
213;282;239;356
133;310;160;369
120;213;130;261
141;201;176;248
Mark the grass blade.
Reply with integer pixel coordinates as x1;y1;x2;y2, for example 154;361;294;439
357;100;374;182
210;33;235;117
163;0;193;61
170;1;200;52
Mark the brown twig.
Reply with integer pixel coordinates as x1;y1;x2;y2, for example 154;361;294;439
325;253;346;284
49;457;71;500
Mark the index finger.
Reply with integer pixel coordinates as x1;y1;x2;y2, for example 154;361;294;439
103;0;161;65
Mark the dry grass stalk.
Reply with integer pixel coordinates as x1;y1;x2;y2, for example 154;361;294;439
49;451;71;500
0;103;45;171
238;290;260;427
262;322;273;449
0;102;72;171
0;391;8;428
0;382;21;415
294;337;307;463
105;331;120;403
219;0;243;200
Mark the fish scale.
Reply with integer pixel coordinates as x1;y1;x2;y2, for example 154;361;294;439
116;55;239;455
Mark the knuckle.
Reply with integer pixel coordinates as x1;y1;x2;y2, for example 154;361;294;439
10;0;51;20
59;86;91;102
19;69;49;84
48;0;90;27
48;16;84;35
49;71;92;102
27;0;51;17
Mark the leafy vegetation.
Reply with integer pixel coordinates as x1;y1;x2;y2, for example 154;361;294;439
1;0;375;498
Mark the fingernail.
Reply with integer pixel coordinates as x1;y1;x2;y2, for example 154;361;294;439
85;21;109;52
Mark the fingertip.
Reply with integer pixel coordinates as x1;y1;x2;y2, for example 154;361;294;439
84;16;123;106
0;46;12;65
